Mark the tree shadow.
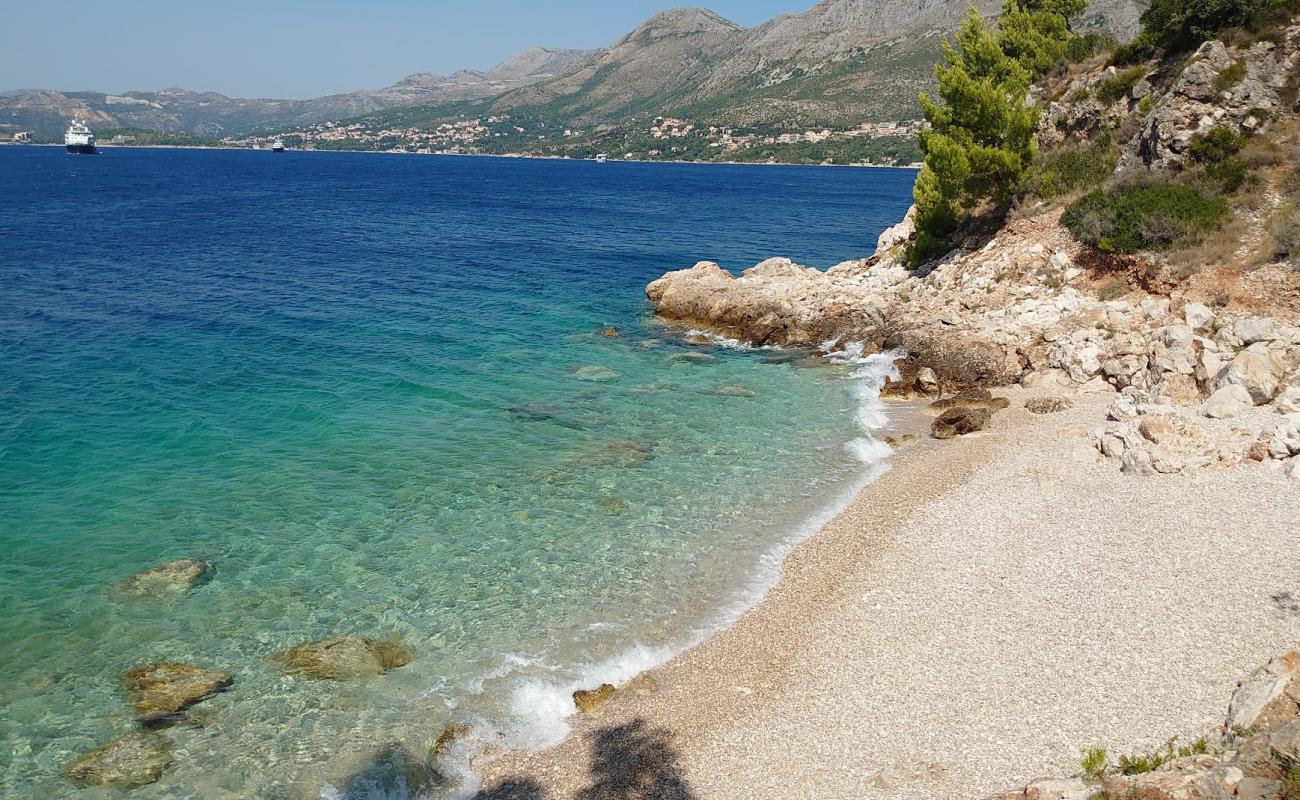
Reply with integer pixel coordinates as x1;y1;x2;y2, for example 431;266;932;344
472;778;547;800
576;718;697;800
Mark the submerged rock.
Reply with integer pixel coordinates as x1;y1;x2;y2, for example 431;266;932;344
571;365;621;382
710;385;758;397
598;326;622;338
432;723;471;756
66;732;175;788
268;635;414;680
573;683;615;713
122;662;233;727
115;559;210;600
932;407;994;439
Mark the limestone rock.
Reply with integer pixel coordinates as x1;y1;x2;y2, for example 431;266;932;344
1275;384;1300;414
1022;369;1076;392
1269;419;1300;459
66;732;175;788
874;205;916;259
122;662;233;726
598;326;621;338
1121;448;1157;476
432;723;471;756
932;406;994;439
1153;373;1202;406
1235;318;1275;345
1287;457;1300;479
115;559;210;600
1270;718;1300;763
1184;303;1216;333
573;683;615;713
1019;776;1093;800
1226;651;1300;734
711;385;758;397
1217;350;1285;405
268;635;414;680
1205;385;1254;419
572;365;620;382
1026;396;1073;414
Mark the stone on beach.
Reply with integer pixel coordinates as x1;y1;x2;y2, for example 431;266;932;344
115;558;210;600
1205;384;1255;419
122;662;233;726
268;635;414;680
573;683;615;713
66;732;175;788
932;406;994;439
1025;396;1072;415
1225;650;1300;734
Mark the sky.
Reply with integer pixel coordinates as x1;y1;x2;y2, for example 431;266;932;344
1;0;811;99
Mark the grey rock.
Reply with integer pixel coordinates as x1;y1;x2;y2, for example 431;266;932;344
66;732;175;788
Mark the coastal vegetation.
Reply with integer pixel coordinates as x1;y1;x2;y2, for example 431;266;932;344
910;0;1094;267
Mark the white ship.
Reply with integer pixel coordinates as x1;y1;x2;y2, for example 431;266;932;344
65;120;97;154
595;153;608;164
271;139;285;153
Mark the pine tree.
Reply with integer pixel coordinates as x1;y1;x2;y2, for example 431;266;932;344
908;1;1084;268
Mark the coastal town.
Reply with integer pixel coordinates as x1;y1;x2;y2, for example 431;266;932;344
222;114;927;165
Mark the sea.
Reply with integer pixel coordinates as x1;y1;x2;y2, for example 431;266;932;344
0;146;916;799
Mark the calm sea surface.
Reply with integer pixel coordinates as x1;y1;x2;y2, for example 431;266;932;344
0;146;915;798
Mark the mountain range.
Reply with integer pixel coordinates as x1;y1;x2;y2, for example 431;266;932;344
345;0;1146;135
1;0;1148;140
0;48;590;138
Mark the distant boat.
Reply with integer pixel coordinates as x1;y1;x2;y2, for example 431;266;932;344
64;120;97;155
595;153;608;164
272;139;286;153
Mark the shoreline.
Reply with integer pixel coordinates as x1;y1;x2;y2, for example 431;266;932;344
0;142;921;170
470;387;1300;799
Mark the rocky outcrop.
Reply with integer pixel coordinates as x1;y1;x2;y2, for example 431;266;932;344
932;406;994;439
122;662;233;726
115;558;210;600
66;732;175;788
268;635;413;680
995;650;1300;800
1125;29;1300;171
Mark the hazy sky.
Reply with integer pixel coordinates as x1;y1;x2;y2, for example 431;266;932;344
2;1;811;98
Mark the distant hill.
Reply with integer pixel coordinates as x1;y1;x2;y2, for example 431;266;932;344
0;47;591;138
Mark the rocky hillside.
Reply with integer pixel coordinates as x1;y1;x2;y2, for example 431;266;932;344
644;16;1300;481
0;47;590;138
352;0;1148;135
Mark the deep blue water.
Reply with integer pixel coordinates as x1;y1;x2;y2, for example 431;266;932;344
0;146;916;798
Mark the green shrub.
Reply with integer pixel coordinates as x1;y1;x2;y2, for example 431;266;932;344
1098;67;1149;105
1188;126;1245;163
1080;747;1109;779
1063;182;1230;252
1202;157;1252;193
1020;141;1119;199
1269;203;1300;261
1213;59;1248;93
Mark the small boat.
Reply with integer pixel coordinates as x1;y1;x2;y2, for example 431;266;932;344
64;119;97;155
271;139;285;153
595;153;608;164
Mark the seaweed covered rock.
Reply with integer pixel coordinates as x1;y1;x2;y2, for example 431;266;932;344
932;406;994;439
66;732;175;788
115;558;210;600
122;662;233;726
268;635;413;680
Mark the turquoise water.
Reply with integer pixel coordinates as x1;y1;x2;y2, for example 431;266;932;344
0;147;916;798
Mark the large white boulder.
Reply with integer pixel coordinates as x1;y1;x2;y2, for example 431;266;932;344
1206;384;1255;419
1216;349;1285;405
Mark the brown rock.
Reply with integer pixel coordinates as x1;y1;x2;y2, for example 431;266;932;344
932;407;993;439
268;635;414;680
620;674;658;697
115;559;210;600
122;662;233;726
598;327;621;338
573;683;615;713
885;433;922;449
1026;397;1073;415
432;723;471;756
66;732;175;788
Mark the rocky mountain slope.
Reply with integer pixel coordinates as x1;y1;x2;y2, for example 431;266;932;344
352;0;1149;135
0;47;590;138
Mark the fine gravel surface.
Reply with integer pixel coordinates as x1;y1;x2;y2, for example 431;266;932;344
472;389;1300;800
